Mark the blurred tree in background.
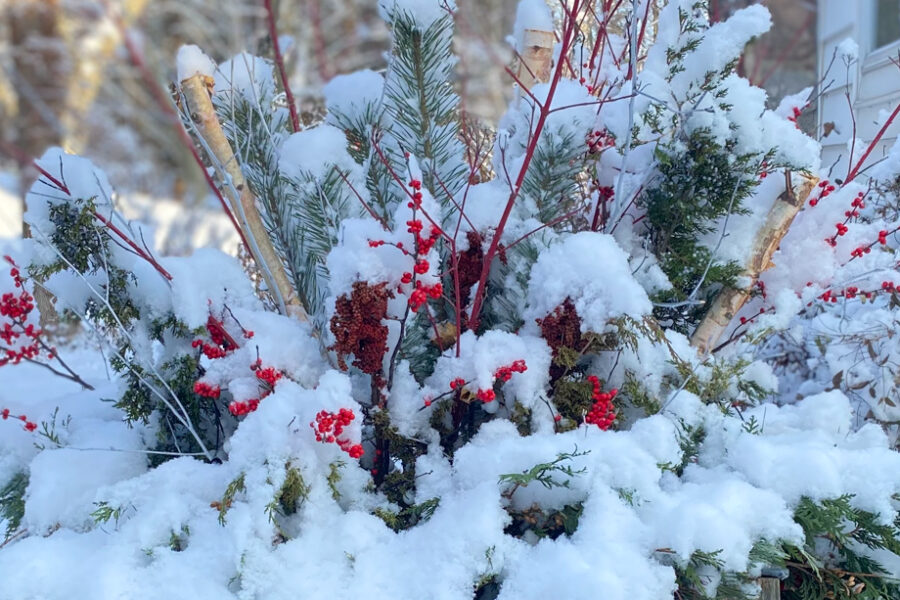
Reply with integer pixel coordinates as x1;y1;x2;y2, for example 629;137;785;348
0;0;815;240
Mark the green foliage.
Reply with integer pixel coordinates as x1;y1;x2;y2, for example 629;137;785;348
274;464;309;517
0;472;27;540
34;407;71;449
552;378;596;422
216;89;352;320
672;548;759;600
374;497;440;532
114;351;218;465
92;500;127;526
499;448;589;500
504;502;585;541
381;8;466;201
217;473;246;526
781;496;900;600
327;460;345;501
32;201;140;328
642;127;761;331
168;525;190;552
659;419;705;477
520;129;589;225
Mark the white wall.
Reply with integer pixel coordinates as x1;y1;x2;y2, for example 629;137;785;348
818;1;900;180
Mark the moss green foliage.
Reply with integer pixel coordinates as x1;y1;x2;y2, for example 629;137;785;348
552;378;596;423
0;472;27;540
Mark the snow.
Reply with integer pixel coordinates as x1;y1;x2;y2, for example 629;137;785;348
513;0;554;51
837;38;859;63
214;52;276;104
323;69;385;123
378;0;455;27
524;232;652;334
176;44;216;82
279;125;364;183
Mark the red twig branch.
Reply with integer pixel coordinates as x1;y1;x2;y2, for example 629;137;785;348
264;0;301;133
91;211;173;280
844;102;900;185
467;0;583;331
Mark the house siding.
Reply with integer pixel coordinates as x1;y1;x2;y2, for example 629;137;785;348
818;1;900;178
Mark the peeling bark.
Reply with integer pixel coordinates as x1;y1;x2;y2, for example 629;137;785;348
691;171;818;354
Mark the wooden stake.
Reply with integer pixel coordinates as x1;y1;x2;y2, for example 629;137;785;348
691;171;818;354
180;73;309;322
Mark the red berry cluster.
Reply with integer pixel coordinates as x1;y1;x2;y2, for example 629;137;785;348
192;315;240;359
0;258;51;368
310;408;364;458
846;226;897;264
494;359;527;382
193;381;221;398
584;375;616;430
826;222;849;247
367;187;444;314
402;213;443;312
586;129;615;154
228;360;283;417
428;360;529;407
407;178;424;209
807;180;836;207
476;389;496;403
808;282;898;307
1;408;37;432
254;364;282;389
786;105;804;128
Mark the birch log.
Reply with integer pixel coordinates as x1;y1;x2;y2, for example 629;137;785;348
180;73;308;322
691;171;818;354
517;29;554;90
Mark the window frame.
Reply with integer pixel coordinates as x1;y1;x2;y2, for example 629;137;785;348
864;1;900;67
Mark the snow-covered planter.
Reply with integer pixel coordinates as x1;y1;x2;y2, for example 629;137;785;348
0;1;898;599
